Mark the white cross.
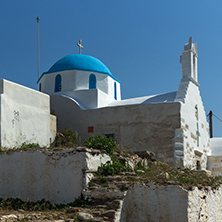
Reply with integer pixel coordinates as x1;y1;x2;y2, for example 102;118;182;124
77;39;83;54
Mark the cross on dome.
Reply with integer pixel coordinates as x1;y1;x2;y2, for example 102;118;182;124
77;39;83;54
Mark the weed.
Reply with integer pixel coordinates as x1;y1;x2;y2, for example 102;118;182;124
68;195;93;208
126;176;139;182
70;213;80;221
120;184;128;191
135;161;145;171
97;160;132;176
88;181;94;187
20;143;40;150
101;183;109;187
55;128;79;148
99;177;109;183
84;135;116;154
0;196;93;212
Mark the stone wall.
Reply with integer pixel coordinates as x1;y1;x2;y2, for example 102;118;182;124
0;148;110;204
51;95;181;167
175;79;210;170
207;156;222;176
207;138;222;175
120;183;222;222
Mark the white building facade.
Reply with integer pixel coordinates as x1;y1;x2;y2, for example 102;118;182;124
38;37;210;169
38;54;121;109
0;79;56;148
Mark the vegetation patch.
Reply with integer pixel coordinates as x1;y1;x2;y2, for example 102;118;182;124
20;143;40;150
54;128;79;148
0;196;93;212
131;161;222;189
84;135;116;154
97;160;132;176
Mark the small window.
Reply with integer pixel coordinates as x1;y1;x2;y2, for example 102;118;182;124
114;82;117;100
89;74;96;89
194;150;202;170
39;83;42;92
55;74;62;92
196;160;201;170
105;134;114;140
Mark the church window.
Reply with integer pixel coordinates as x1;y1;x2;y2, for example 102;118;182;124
114;82;117;100
39;83;41;92
89;74;96;89
196;160;201;170
194;150;202;170
55;74;62;92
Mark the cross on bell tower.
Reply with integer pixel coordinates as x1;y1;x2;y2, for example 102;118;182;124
77;39;83;54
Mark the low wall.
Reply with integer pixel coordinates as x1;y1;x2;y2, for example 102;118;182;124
0;148;110;204
207;156;222;176
120;183;222;222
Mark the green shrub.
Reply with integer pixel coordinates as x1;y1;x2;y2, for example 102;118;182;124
55;128;79;148
84;135;116;154
20;143;40;149
97;160;131;176
135;161;145;171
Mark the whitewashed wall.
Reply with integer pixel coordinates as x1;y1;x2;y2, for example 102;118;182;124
120;183;222;222
50;115;57;144
0;149;110;204
39;70;121;101
175;79;210;169
62;88;120;109
0;79;51;148
51;95;181;167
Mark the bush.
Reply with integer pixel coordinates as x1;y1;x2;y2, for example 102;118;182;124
20;143;40;149
55;129;79;148
97;160;132;176
84;135;116;154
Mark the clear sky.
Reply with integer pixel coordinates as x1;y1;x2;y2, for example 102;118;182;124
1;0;222;136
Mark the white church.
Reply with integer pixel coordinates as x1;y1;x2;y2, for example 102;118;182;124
1;37;222;172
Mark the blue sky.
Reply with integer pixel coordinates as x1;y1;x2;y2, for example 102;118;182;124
1;0;222;136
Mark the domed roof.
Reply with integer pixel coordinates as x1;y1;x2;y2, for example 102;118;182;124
38;54;120;82
49;54;112;75
38;54;120;83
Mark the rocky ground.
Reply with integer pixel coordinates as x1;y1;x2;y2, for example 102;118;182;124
0;172;141;222
0;149;218;222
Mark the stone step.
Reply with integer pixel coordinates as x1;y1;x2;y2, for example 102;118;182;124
83;187;127;200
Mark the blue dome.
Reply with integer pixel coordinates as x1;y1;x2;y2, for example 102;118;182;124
50;54;113;74
38;54;120;83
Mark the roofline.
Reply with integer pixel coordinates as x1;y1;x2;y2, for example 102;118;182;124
37;68;121;84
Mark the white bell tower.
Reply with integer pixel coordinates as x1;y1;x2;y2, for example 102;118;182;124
180;37;198;83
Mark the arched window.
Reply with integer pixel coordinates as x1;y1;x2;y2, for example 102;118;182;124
114;82;117;100
55;74;62;92
39;83;42;92
89;74;96;89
